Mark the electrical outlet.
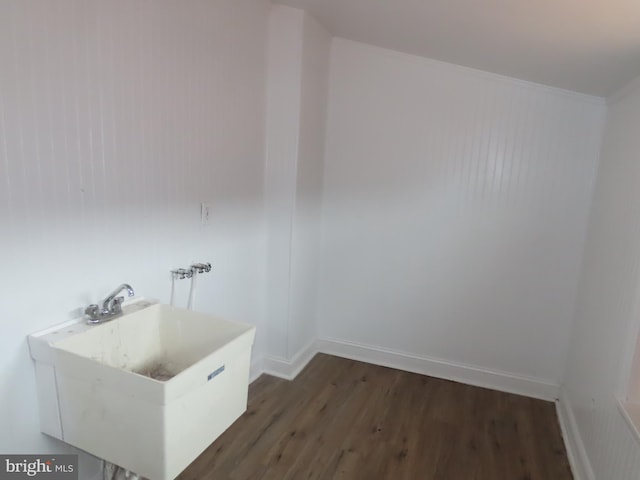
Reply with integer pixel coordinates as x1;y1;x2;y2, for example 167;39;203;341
201;202;212;225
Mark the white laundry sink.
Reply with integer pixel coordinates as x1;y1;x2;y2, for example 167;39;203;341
28;300;256;480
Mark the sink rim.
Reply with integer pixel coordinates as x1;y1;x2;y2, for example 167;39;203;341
29;299;256;404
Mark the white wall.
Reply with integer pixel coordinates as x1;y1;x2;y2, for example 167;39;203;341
0;0;269;477
289;13;331;358
264;5;330;366
264;5;304;360
560;78;640;480
318;38;606;392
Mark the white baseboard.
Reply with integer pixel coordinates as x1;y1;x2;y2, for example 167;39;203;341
316;337;560;401
253;336;560;401
261;340;318;381
556;389;595;480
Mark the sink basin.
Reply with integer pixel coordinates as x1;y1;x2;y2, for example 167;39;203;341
28;299;256;480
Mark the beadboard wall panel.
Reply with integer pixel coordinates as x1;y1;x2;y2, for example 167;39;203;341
264;5;304;360
561;77;640;480
264;6;330;362
0;0;270;476
288;12;331;357
318;38;606;387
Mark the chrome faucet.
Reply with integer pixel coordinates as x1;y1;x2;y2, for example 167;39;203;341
85;284;135;324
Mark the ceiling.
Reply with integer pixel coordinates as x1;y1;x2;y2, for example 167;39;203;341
275;0;640;97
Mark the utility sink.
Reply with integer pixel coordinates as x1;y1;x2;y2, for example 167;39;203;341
28;299;256;480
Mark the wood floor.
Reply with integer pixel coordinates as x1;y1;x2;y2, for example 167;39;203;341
178;354;573;480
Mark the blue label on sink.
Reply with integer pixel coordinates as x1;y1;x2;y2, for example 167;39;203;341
207;365;225;381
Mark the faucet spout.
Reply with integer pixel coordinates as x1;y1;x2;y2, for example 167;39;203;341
85;283;135;324
102;283;135;312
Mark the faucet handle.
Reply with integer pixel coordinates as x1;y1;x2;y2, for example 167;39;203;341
172;268;192;279
102;296;125;315
190;262;212;274
85;304;101;323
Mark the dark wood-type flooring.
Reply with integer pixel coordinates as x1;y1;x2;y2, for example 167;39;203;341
178;354;573;480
